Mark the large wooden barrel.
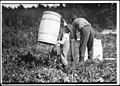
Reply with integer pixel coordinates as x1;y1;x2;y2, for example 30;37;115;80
38;11;61;44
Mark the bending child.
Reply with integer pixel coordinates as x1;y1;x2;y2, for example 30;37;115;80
58;24;73;67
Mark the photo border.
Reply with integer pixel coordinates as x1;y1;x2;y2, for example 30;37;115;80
1;0;119;86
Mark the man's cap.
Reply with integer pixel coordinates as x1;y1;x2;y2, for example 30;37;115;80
72;15;78;22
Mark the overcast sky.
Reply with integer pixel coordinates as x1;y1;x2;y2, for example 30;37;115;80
2;4;65;9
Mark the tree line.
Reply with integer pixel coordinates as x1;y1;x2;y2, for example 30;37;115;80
2;3;116;31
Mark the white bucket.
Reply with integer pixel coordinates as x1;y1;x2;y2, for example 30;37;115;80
38;11;61;44
84;38;103;61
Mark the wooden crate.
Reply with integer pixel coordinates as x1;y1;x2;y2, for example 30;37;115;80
67;40;80;61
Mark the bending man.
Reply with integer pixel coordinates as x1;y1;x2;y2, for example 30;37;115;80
72;17;95;62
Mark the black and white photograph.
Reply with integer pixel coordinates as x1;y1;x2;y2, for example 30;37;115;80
1;0;119;85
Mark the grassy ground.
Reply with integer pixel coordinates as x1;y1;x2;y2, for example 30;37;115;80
2;34;117;84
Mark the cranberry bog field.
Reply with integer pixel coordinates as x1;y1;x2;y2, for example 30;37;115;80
2;28;117;84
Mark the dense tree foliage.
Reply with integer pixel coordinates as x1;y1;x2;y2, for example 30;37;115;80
2;3;116;31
